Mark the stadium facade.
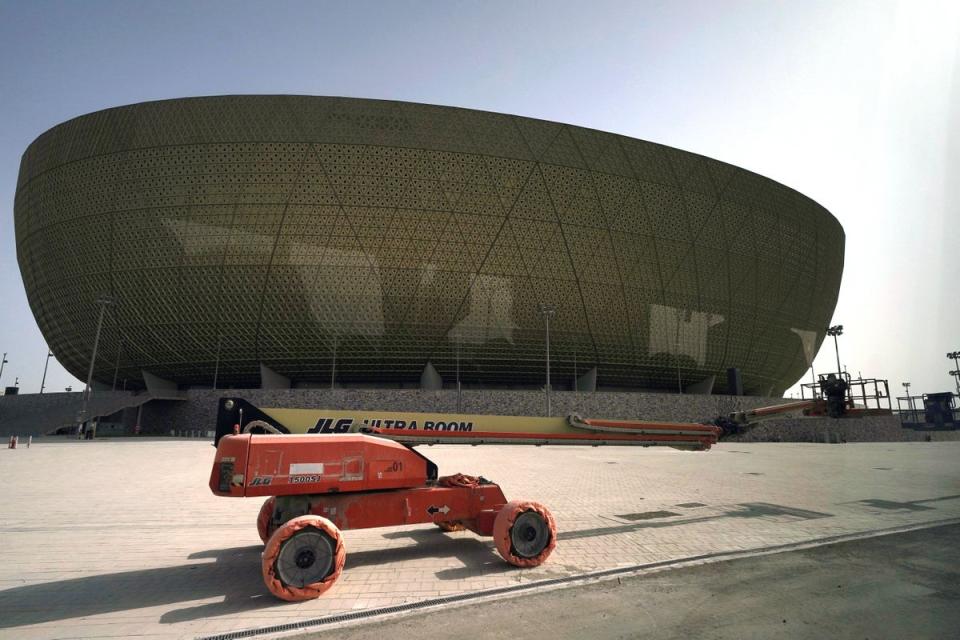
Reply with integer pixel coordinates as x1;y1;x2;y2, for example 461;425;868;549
14;96;844;396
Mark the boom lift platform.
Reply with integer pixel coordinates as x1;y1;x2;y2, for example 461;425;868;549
209;395;888;601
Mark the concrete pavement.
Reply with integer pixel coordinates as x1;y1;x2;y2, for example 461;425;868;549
1;439;959;639
303;522;960;640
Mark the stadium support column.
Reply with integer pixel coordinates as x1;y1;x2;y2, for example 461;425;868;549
420;362;443;390
142;370;177;396
685;375;715;395
575;367;597;392
260;363;291;390
726;367;743;396
79;296;115;434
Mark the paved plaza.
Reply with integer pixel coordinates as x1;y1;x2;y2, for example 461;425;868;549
1;438;959;639
313;523;960;640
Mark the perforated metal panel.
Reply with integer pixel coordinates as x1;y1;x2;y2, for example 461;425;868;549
14;96;844;394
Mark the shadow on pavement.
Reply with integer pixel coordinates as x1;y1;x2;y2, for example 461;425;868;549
0;545;268;628
561;502;832;541
376;528;516;580
0;501;839;628
0;535;508;628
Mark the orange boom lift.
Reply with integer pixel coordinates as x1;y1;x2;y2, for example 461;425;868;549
209;391;885;601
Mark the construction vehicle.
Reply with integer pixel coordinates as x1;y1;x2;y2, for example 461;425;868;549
209;393;889;601
897;391;959;430
799;372;893;418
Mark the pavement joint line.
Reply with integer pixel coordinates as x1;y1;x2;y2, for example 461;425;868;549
195;515;960;640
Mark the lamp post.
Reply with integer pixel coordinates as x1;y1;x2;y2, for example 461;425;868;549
330;337;338;391
902;381;913;414
79;296;115;433
826;325;843;375
40;350;53;393
111;339;123;391
455;338;462;413
538;304;556;416
948;351;960;396
675;320;683;394
212;334;222;391
573;348;578;401
0;352;7;385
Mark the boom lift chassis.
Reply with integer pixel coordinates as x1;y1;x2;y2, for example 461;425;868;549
209;394;887;601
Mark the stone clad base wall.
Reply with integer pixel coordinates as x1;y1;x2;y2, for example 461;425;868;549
0;391;150;437
145;388;785;431
724;415;960;443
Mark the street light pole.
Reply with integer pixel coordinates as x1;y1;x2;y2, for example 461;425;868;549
112;339;123;391
538;304;556;416
79;296;115;433
573;349;578;402
0;352;7;385
827;325;844;376
455;338;461;413
902;381;913;414
40;350;53;393
212;334;222;391
948;351;960;396
330;337;338;391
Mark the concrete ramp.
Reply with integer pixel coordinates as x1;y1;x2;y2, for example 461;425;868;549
0;391;179;437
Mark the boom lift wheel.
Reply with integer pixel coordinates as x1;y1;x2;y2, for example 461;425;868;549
262;515;346;601
493;500;557;567
256;496;276;543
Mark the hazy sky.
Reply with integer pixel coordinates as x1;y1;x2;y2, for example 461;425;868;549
0;0;957;400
